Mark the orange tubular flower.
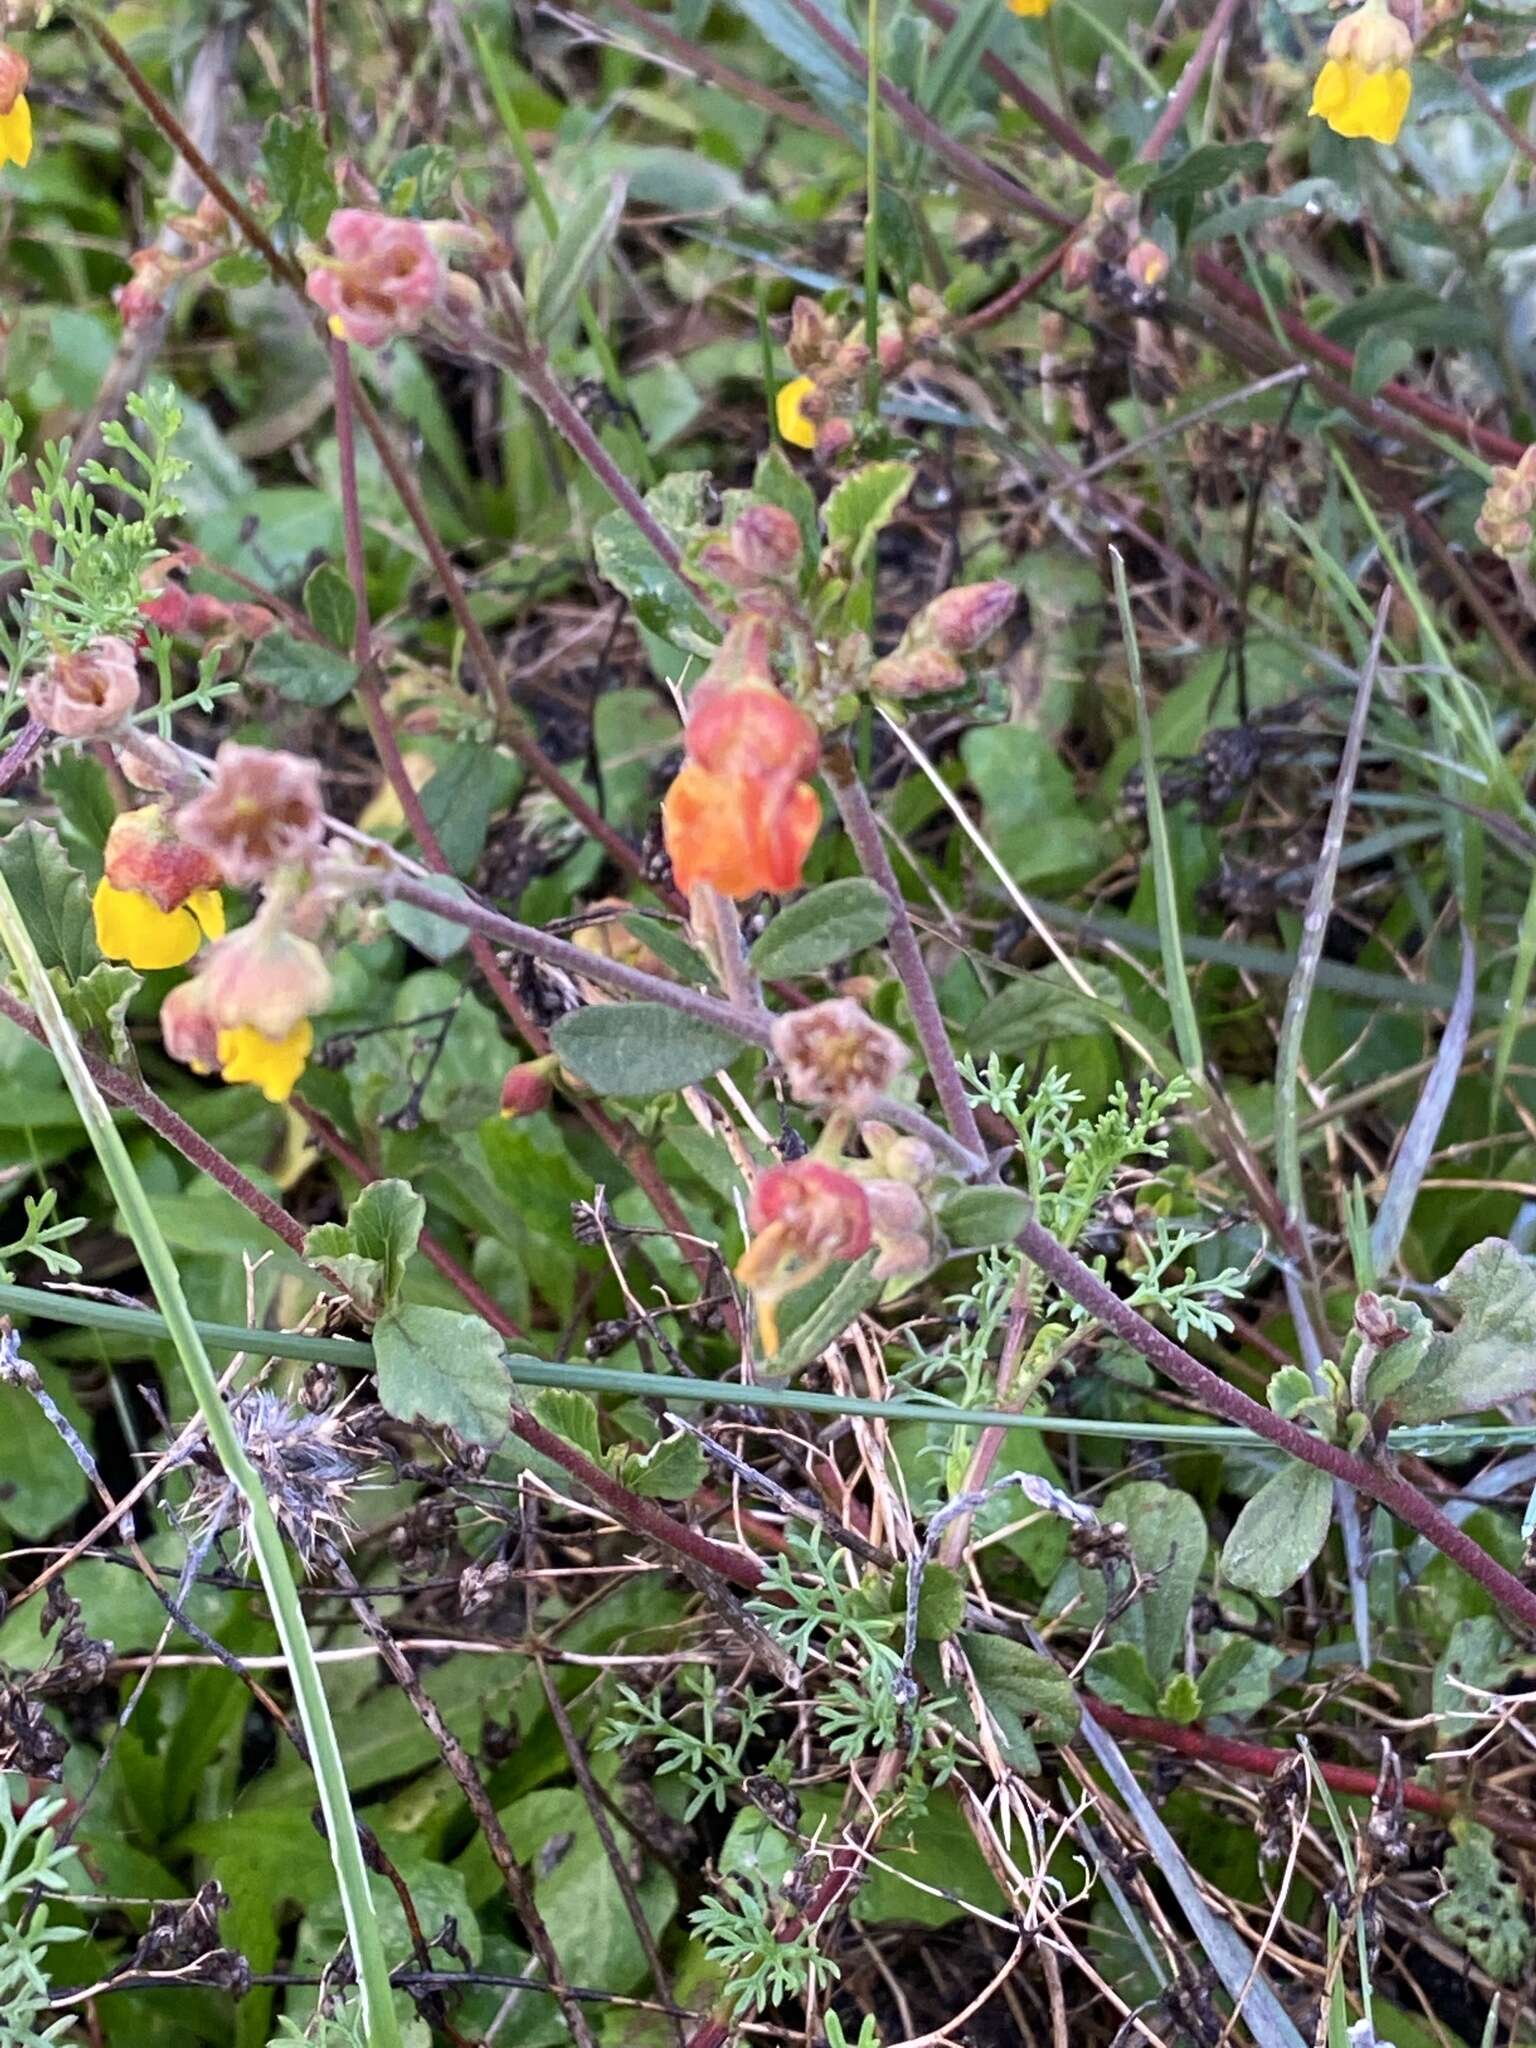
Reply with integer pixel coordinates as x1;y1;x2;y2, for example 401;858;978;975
662;675;822;901
736;1158;872;1354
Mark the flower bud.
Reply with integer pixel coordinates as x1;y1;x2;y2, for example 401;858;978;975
919;580;1016;656
201;920;333;1041
788;294;835;369
770;998;908;1110
500;1058;556;1118
858;1121;937;1187
868;645;966;699
25;637;139;737
113;248;178;330
1126;239;1169;291
104;805;223;912
815;417;855;459
731;505;802;583
0;42;29;118
140;582;193;636
160;977;221;1075
863;1176;937;1283
176;744;325;886
304;209;444;349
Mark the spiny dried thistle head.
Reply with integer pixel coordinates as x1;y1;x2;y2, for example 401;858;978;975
178;1390;373;1573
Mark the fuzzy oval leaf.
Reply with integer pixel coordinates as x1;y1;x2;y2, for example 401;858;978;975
373;1304;511;1445
936;1186;1030;1250
773;1248;882;1374
747;878;893;976
1377;1239;1536;1426
551;1002;743;1097
245;631;356;708
303;561;357;651
1221;1461;1334;1599
532;174;626;338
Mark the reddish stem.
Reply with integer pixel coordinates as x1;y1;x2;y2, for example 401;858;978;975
0;719;46;797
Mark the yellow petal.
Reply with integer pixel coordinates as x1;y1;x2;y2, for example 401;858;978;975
0;95;32;170
92;879;203;971
1310;57;1351;120
1008;0;1052;15
1378;66;1412;143
216;1020;314;1104
186;887;227;943
775;376;817;452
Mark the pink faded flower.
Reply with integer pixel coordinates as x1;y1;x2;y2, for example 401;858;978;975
305;209;443;348
769;998;908;1110
200;918;333;1041
25;637;139;737
863;1176;936;1283
159;976;221;1074
177;743;325;886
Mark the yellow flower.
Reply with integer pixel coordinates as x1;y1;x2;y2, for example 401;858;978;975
216;1020;314;1103
1009;0;1052;16
776;376;817;451
1310;2;1413;144
0;93;30;169
92;879;226;971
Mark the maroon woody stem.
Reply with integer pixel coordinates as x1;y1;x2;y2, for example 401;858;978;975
1136;0;1243;166
827;756;986;1162
1017;1217;1536;1634
0;719;46;797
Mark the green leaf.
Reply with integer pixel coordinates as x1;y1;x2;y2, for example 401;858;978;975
890;1560;966;1642
1078;1480;1207;1684
1370;1240;1536;1425
551;1002;743;1097
1085;1640;1160;1714
620;914;712;986
43;753;115;872
618;1429;708;1500
773;1248;883;1374
1432;1616;1517;1740
746;878;894;976
0;822;101;980
55;960;140;1064
935;1185;1029;1250
1220;1461;1334;1598
1433;1822;1534;1983
961;1630;1079;1748
373;1304;511;1444
531;174;626;339
302;562;357;651
1352;329;1415;399
1266;1364;1321;1420
593;472;717;650
1137;140;1269;207
305;1178;424;1319
1156;1670;1203;1725
384;876;472;962
377;142;458;217
211;249;269;289
245;631;355;708
531;1387;604;1465
921;0;1005;119
260;112;338;240
731;0;865;130
822;461;914;577
1196;1636;1286;1718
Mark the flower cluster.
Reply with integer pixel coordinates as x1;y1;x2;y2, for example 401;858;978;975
0;42;32;171
869;579;1016;699
1477;447;1536;560
777;291;944;458
1309;1;1413;146
303;210;486;350
1061;184;1169;305
93;807;226;971
662;612;822;900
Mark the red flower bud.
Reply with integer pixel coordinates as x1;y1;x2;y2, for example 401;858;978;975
920;580;1016;655
868;645;966;698
103;805;223;913
500;1060;555;1118
730;505;803;582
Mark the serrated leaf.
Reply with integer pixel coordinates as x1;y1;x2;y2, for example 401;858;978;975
245;631;355;708
377;142;458;217
822;461;913;577
618;1430;707;1500
0;822;101;980
373;1305;511;1444
1434;1823;1534;1983
305;1178;424;1319
303;562;357;651
961;1630;1079;1747
773;1248;883;1374
1370;1240;1536;1425
1156;1670;1203;1725
747;878;893;976
1221;1461;1333;1598
55;960;140;1064
531;1388;604;1465
935;1186;1029;1250
260;112;338;241
891;1561;966;1643
1086;1640;1161;1714
533;174;626;339
550;1002;743;1098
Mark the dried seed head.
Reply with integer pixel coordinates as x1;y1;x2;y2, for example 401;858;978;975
178;1390;371;1573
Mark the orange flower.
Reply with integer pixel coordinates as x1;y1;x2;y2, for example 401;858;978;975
736;1158;872;1353
663;762;820;898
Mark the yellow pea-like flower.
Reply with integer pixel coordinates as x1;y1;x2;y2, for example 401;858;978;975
776;376;818;451
1309;3;1413;145
1009;0;1052;17
216;1021;315;1104
0;92;31;169
92;879;226;971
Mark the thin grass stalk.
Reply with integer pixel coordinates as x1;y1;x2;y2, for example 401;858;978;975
0;877;403;2048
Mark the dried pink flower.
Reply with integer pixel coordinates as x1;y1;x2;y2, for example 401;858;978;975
25;637;139;737
305;209;444;348
769;998;909;1110
177;744;325;886
200;918;333;1041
